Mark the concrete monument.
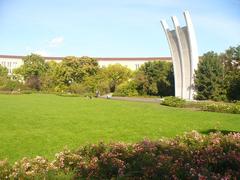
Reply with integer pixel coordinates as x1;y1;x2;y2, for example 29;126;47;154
161;11;199;100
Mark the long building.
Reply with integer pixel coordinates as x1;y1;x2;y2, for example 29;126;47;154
0;55;172;74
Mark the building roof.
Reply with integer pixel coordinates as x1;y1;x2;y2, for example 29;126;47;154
0;55;172;61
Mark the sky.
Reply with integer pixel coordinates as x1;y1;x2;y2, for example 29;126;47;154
0;0;239;57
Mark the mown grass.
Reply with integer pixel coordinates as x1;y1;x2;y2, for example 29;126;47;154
0;94;239;162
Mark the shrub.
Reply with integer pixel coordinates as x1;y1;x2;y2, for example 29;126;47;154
0;159;12;179
161;96;186;107
25;75;41;90
11;156;57;179
114;81;138;97
68;83;87;94
201;102;240;114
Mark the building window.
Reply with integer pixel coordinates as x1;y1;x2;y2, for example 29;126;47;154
135;64;140;70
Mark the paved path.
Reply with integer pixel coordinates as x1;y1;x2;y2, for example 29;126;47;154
100;95;162;103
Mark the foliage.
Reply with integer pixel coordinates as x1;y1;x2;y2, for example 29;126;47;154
0;65;8;76
40;61;61;91
0;132;240;179
0;159;12;179
14;54;48;79
68;83;88;95
194;51;226;101
0;65;24;91
25;75;41;90
81;71;110;95
13;54;48;91
56;56;99;85
114;81;138;96
226;71;240;101
0;65;9;88
102;64;132;92
161;96;186;107
200;102;240;114
0;79;23;91
221;45;240;101
134;61;174;96
11;156;57;179
161;97;240;114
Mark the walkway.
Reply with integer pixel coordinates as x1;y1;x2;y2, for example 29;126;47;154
100;94;162;103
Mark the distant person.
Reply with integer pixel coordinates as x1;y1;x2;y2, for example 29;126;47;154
95;90;100;97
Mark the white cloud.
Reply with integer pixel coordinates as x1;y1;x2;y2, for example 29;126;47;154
49;36;64;47
24;36;65;56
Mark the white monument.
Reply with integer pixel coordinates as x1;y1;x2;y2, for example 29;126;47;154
161;11;199;100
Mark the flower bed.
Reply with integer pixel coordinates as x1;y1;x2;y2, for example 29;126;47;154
1;131;240;179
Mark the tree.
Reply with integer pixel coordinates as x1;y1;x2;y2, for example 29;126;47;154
0;65;24;91
102;64;132;92
194;51;226;101
15;54;48;78
14;54;48;90
56;56;99;85
227;71;240;101
40;61;61;91
134;61;174;96
221;45;240;101
0;65;8;77
0;65;8;87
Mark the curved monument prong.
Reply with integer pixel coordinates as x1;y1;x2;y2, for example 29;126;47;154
183;11;199;100
171;16;185;98
161;20;169;31
161;20;182;98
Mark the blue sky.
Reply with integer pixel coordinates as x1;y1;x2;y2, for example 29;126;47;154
0;0;239;57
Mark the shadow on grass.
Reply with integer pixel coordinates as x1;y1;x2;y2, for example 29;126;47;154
200;129;240;135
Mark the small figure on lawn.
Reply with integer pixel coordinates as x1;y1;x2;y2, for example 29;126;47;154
95;90;100;98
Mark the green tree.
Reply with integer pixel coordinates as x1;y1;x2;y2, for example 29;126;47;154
57;56;99;85
102;64;132;92
115;81;138;97
40;61;61;91
221;45;240;101
227;71;240;101
0;65;8;87
0;65;24;91
14;54;48;78
134;61;174;96
194;51;226;100
14;54;48;90
0;65;8;77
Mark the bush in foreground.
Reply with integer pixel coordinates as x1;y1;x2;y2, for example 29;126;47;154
0;131;240;179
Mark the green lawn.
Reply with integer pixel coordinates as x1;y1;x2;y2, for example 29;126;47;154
0;94;239;162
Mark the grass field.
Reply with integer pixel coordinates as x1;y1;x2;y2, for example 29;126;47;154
0;94;239;162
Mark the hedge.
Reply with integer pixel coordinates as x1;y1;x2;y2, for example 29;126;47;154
161;97;240;114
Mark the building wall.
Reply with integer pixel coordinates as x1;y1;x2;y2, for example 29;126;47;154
96;58;171;70
0;55;171;74
0;57;24;74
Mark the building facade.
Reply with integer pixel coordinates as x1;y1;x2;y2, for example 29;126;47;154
0;55;171;74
